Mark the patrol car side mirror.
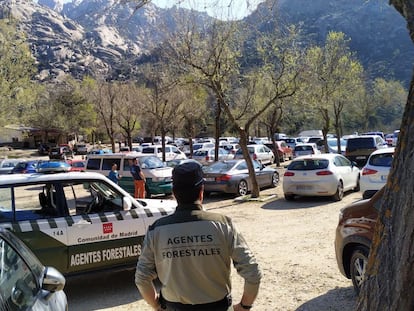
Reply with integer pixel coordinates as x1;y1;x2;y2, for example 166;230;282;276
42;266;66;293
123;196;133;210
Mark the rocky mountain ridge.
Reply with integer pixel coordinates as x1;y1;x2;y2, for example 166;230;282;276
1;0;412;84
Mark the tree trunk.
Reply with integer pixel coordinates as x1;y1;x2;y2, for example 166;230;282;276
238;128;260;198
215;100;221;162
357;1;414;308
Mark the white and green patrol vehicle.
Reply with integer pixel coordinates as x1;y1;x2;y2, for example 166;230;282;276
86;153;173;197
0;171;176;276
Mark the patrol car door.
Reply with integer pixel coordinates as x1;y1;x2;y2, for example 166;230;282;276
0;182;70;274
64;180;147;274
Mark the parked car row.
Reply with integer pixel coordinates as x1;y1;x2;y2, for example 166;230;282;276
0;159;86;174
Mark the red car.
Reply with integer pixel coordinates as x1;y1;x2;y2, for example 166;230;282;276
335;187;384;293
67;159;86;172
265;141;293;162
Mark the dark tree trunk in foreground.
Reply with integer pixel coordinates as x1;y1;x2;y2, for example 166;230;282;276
356;1;414;309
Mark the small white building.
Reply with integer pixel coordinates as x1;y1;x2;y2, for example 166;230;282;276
0;125;34;147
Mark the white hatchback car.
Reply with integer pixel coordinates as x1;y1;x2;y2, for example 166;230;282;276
283;153;360;201
360;147;394;199
141;144;187;161
293;143;321;158
234;144;275;165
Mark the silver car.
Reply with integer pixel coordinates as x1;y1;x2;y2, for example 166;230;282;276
234;144;275;165
0;228;67;310
192;148;233;165
203;159;279;196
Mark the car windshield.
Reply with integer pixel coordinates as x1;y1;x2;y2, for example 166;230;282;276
194;150;208;156
295;145;313;151
193;144;203;150
369;153;394;167
327;139;347;147
138;156;164;169
288;159;329;170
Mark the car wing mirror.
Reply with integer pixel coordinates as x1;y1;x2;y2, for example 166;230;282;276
42;266;66;293
123;196;133;210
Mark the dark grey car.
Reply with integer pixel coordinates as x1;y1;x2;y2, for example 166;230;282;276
202;159;279;196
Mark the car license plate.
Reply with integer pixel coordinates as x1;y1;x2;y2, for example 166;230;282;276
356;156;366;160
205;177;215;182
297;185;312;190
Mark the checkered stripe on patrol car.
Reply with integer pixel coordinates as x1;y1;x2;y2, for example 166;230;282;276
8;207;170;232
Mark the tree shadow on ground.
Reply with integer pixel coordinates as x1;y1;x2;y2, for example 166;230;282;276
295;286;357;311
261;195;336;210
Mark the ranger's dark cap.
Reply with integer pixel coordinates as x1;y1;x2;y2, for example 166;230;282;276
172;160;204;188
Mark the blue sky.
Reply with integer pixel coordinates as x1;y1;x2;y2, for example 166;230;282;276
57;0;264;20
152;0;264;20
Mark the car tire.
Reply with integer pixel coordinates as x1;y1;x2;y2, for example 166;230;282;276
237;180;248;196
271;172;279;187
350;246;369;294
354;176;361;192
332;181;344;201
145;186;151;199
284;193;295;201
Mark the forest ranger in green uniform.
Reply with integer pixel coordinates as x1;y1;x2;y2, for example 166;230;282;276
135;161;261;311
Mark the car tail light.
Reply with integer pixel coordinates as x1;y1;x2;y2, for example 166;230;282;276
316;170;333;176
253;153;257;160
284;171;295;176
362;168;378;175
216;174;232;181
205;155;210;161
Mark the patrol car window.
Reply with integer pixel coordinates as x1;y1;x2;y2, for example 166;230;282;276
3;184;60;221
0;238;38;309
67;181;124;214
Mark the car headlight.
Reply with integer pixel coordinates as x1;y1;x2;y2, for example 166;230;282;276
338;209;344;222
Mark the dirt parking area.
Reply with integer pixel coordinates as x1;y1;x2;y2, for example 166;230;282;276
66;166;360;311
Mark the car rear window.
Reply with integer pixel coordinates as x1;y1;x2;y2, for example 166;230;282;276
194;150;208;156
347;137;375;149
369;153;393;167
294;145;313;152
288;159;329;170
204;161;233;172
142;148;155;154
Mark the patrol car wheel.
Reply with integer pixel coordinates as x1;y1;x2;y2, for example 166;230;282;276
237;180;248;196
